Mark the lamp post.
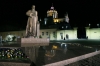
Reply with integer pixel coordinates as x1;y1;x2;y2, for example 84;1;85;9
97;24;99;28
89;23;91;27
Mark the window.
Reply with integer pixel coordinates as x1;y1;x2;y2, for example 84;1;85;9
60;33;63;39
53;32;55;35
60;33;63;35
42;32;44;35
46;32;48;35
53;32;56;38
66;34;69;39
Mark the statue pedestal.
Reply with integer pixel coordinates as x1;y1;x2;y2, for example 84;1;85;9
20;38;50;47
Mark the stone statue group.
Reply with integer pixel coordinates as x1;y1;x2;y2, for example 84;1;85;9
25;5;40;38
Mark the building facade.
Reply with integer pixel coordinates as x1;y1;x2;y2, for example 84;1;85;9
0;28;77;41
86;27;100;39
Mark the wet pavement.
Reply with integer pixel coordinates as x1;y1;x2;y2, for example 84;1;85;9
36;43;100;66
0;39;100;66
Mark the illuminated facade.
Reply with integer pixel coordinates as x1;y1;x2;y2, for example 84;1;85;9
53;18;64;23
86;27;100;39
0;28;77;41
47;5;58;18
85;23;100;39
46;4;69;23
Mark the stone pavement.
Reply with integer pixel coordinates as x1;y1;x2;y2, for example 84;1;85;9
66;53;100;66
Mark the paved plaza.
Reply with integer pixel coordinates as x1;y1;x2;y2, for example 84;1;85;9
0;39;100;66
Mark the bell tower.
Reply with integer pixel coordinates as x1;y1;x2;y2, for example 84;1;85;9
65;12;69;23
47;3;58;18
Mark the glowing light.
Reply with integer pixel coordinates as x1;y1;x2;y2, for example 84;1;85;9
45;21;47;25
51;7;54;9
97;24;99;27
52;45;57;49
54;19;56;22
62;26;64;28
89;23;91;26
56;20;58;22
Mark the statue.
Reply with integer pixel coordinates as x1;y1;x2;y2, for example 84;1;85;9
20;5;49;46
65;12;69;23
25;5;39;37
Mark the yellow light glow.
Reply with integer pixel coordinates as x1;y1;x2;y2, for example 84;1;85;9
56;20;58;22
53;19;59;22
54;19;56;22
52;45;57;49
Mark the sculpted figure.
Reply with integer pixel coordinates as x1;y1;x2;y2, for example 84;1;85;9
26;5;38;37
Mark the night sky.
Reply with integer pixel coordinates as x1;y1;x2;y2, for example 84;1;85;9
0;0;100;30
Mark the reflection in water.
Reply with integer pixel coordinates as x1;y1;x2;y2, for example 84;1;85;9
45;50;56;58
63;46;67;54
45;45;58;60
52;45;57;50
61;43;67;47
36;46;45;66
60;43;68;54
43;46;46;49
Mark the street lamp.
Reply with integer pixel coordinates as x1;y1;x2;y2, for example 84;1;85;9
89;23;91;27
62;26;64;28
97;24;99;28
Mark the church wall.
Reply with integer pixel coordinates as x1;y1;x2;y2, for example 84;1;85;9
56;29;77;40
0;29;57;41
0;28;78;41
73;28;78;39
40;29;56;40
86;27;90;39
86;28;100;39
49;31;57;40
